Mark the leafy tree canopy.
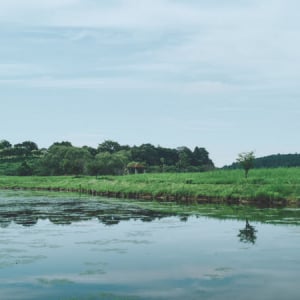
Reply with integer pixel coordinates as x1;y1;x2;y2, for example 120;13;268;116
0;138;215;176
98;140;122;154
0;140;12;149
236;151;255;178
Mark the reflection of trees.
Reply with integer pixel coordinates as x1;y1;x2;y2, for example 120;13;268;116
238;219;257;244
0;200;170;227
101;216;120;226
0;218;11;228
180;216;188;222
15;216;38;227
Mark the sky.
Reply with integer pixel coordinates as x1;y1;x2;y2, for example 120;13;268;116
0;0;299;167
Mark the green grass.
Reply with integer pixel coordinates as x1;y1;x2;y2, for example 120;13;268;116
0;167;300;205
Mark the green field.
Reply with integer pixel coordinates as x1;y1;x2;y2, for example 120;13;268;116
0;167;300;206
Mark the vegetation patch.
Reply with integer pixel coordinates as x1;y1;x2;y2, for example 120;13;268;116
0;167;300;206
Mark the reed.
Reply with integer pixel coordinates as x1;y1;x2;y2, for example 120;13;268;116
0;167;299;205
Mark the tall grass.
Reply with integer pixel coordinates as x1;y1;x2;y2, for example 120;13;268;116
0;167;300;204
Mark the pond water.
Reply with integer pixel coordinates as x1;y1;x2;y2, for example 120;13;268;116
0;191;300;300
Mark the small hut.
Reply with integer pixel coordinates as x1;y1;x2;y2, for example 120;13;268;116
127;162;146;174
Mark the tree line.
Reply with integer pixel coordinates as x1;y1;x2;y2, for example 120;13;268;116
0;139;214;176
225;153;300;170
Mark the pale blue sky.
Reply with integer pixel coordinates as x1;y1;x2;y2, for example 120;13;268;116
0;0;299;166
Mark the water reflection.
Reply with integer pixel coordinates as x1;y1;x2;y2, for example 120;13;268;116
0;196;170;228
238;219;257;244
1;192;300;300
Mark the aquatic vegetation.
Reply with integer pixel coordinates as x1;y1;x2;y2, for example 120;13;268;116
0;190;299;227
0;191;299;300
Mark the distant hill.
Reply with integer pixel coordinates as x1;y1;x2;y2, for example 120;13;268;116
224;153;300;169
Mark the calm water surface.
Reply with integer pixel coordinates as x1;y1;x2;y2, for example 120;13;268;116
0;191;300;300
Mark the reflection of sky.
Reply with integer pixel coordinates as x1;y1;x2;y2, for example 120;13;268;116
1;215;300;299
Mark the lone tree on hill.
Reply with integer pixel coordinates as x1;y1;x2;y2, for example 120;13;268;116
237;151;255;178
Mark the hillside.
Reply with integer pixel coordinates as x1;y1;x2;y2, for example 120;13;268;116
224;153;300;169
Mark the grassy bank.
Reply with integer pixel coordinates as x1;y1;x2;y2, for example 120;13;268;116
0;168;300;206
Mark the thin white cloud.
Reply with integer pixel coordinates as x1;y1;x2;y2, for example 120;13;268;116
0;0;299;166
1;0;299;89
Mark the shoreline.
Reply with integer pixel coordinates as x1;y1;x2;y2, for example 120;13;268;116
0;185;293;208
0;169;299;208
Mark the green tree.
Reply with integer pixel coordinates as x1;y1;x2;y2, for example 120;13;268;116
192;147;214;170
237;151;255;178
62;147;92;175
40;145;91;175
82;145;97;157
157;146;178;166
19;141;38;152
51;141;73;148
98;140;122;154
131;144;159;166
0;140;12;149
39;145;68;175
91;151;130;176
176;147;193;171
17;161;33;176
94;152;113;175
113;150;131;174
13;141;38;157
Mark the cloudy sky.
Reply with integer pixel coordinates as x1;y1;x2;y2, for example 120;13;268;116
0;0;299;166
